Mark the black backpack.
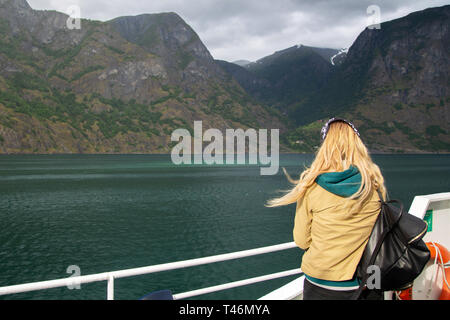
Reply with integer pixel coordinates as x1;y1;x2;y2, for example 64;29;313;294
352;192;430;299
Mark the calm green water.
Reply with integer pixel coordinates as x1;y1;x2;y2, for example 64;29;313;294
0;154;449;300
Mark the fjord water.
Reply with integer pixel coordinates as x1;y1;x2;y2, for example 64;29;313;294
0;154;449;300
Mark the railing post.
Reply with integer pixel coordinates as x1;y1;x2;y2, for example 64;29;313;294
107;275;114;300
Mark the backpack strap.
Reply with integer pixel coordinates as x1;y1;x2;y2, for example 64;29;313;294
351;222;390;299
351;188;388;300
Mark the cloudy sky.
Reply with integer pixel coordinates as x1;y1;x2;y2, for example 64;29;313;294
27;0;450;62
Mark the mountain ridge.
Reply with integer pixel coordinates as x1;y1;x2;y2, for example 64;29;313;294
220;5;450;153
0;0;288;154
0;1;448;154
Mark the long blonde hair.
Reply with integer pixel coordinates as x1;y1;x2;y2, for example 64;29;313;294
266;121;387;208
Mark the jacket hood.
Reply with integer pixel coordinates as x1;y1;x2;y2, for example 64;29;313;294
315;166;361;197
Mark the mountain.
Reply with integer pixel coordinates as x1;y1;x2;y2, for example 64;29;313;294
1;1;448;154
0;0;286;154
215;60;272;105
222;45;339;112
290;5;450;153
222;6;450;153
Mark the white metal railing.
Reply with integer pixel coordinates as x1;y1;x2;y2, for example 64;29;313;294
0;241;301;300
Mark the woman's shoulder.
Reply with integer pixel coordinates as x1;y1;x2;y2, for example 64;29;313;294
305;182;331;199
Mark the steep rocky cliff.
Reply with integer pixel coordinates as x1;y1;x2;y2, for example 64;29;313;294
0;0;286;153
312;5;450;152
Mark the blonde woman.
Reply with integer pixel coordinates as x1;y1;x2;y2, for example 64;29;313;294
267;118;387;300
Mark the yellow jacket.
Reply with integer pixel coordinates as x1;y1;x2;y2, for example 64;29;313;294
293;182;380;281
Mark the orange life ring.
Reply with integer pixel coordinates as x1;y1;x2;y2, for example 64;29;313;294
397;242;450;300
425;242;450;300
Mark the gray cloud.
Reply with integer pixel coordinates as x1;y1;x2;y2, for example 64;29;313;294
27;0;450;62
